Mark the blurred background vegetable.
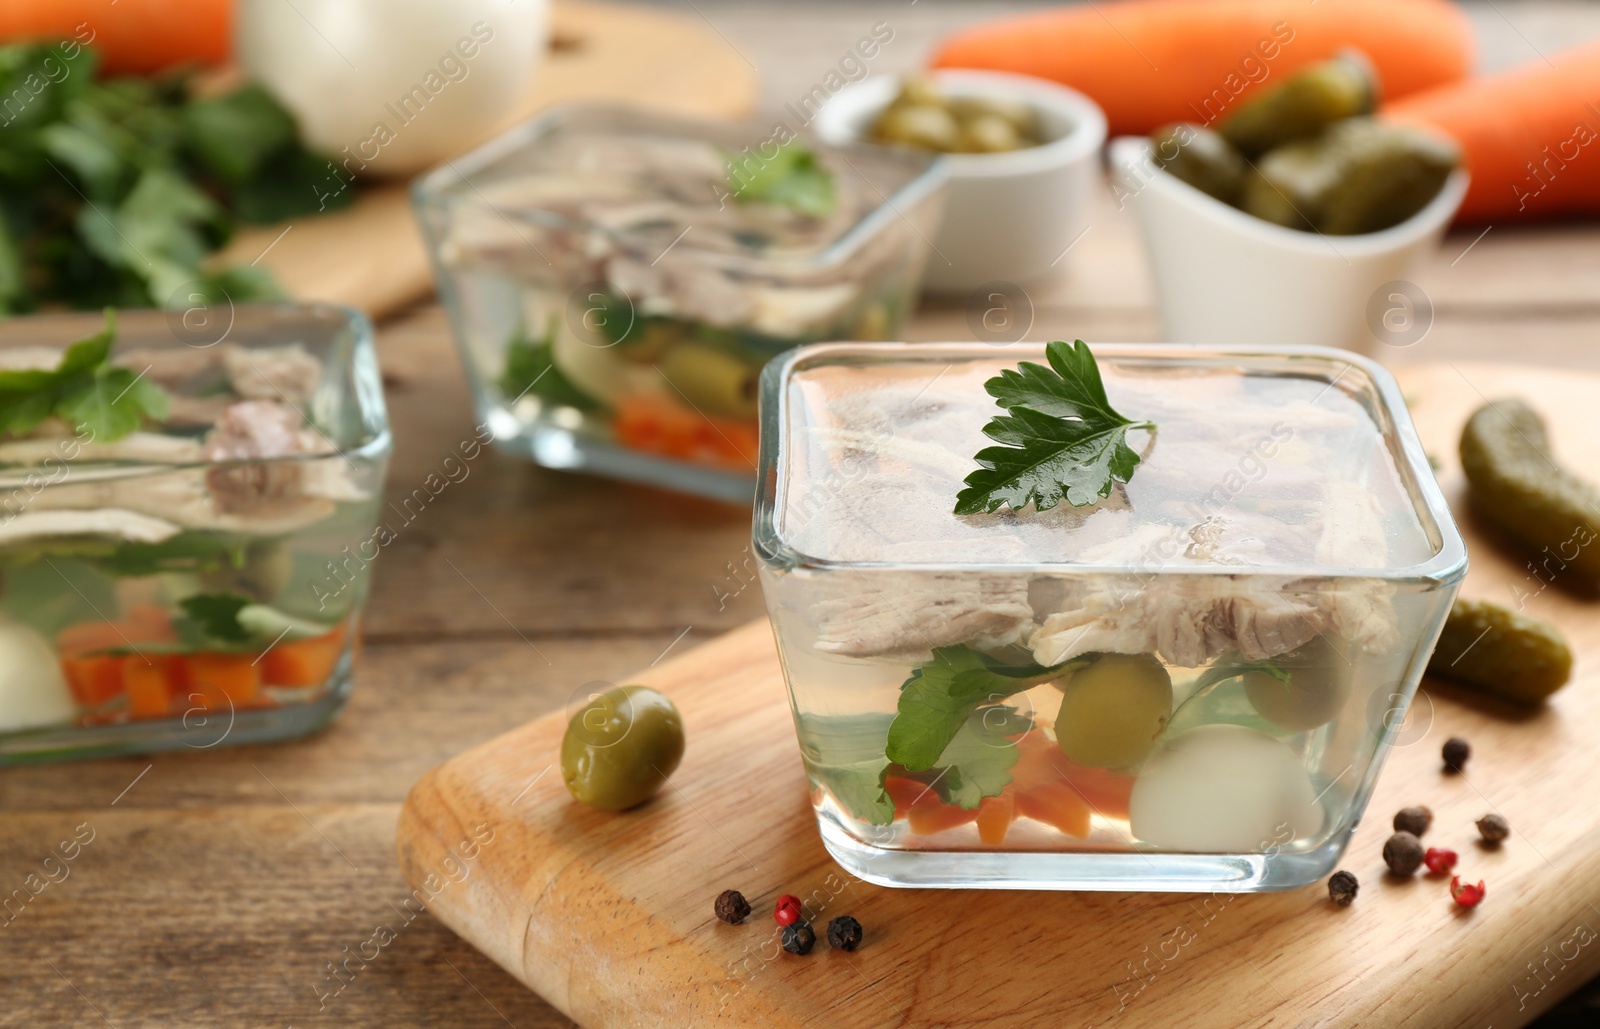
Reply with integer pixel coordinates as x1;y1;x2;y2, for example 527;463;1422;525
928;0;1473;137
238;0;547;177
1386;39;1600;221
0;0;229;74
0;42;347;313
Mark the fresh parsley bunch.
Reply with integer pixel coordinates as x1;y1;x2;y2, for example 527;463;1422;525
0;43;350;315
955;339;1155;514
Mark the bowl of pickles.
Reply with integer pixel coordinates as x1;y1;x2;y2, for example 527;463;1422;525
814;70;1107;292
1109;52;1468;352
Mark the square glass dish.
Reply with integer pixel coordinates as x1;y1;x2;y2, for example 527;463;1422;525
0;306;391;763
413;105;947;503
754;342;1467;891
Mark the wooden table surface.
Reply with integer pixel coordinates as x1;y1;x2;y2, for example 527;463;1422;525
5;2;1600;1026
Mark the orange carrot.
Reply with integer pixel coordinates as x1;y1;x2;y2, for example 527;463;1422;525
61;655;125;707
0;0;230;75
975;788;1017;846
260;624;349;688
1014;733;1133;822
1015;784;1092;839
122;656;179;719
612;394;759;471
1385;40;1600;222
883;775;982;836
185;653;261;705
929;0;1473;137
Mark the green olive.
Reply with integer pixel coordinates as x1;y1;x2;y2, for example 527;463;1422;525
657;342;759;419
961;113;1025;153
561;685;685;811
199;542;292;601
1054;653;1173;769
1242;635;1353;731
871;103;962;152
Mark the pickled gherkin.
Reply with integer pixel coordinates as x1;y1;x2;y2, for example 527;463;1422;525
1460;398;1600;586
1219;54;1376;158
1242;119;1459;235
1151;123;1246;206
1426;599;1572;705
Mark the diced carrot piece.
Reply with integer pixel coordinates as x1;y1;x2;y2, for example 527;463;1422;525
62;655;126;707
122;657;178;719
882;775;926;819
1016;784;1093;839
260;624;347;687
612;394;758;470
184;653;260;704
907;798;981;837
976;788;1017;846
1013;732;1135;821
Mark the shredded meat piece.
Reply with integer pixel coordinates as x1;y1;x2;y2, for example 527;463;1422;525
202;401;306;512
813;573;1034;660
222;345;322;403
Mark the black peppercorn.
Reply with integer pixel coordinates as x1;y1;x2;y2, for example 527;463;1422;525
781;920;816;955
827;915;863;951
1327;870;1359;906
1476;813;1511;844
1393;805;1432;837
1383;831;1425;876
1442;736;1471;772
714;889;751;925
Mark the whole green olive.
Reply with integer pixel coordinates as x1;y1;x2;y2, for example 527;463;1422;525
1242;635;1353;731
1054;653;1172;769
561;685;685;811
199;542;292;600
656;342;759;419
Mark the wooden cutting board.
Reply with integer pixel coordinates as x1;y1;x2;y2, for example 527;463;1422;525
396;361;1600;1029
210;0;758;321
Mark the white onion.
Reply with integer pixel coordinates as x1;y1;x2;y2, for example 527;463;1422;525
0;621;75;733
1128;724;1323;852
238;0;548;177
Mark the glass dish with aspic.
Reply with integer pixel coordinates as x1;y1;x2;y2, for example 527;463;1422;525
754;341;1466;891
0;307;390;763
412;105;946;503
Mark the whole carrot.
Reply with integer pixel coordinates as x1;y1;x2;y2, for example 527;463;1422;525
1385;40;1600;222
0;0;230;75
929;0;1473;137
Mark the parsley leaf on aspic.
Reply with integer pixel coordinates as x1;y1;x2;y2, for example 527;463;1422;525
954;339;1155;515
0;310;169;441
726;142;836;218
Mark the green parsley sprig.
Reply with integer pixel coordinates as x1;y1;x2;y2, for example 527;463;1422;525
0;310;169;440
954;339;1155;515
725;142;836;218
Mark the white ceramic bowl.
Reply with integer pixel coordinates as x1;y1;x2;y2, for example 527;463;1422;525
814;70;1107;293
1109;136;1468;353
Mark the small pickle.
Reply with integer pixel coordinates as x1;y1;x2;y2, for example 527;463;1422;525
1427;599;1572;705
1459;398;1600;587
1219;53;1376;157
1054;653;1172;769
1151;123;1247;206
561;685;686;811
657;342;760;419
869;77;1043;154
1243;119;1459;235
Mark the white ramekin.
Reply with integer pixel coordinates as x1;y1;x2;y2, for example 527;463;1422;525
1109;136;1469;353
814;70;1107;293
